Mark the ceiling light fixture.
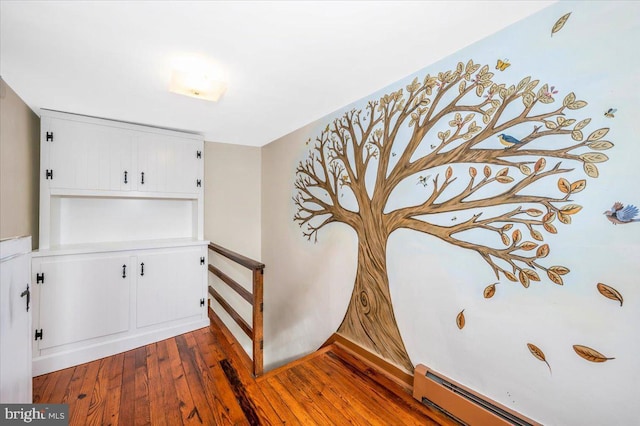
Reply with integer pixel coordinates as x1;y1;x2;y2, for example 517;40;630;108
169;55;227;102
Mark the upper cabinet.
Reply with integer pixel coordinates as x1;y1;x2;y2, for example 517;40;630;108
41;112;203;195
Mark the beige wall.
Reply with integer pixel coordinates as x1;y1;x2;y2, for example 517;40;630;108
204;141;262;356
0;78;40;248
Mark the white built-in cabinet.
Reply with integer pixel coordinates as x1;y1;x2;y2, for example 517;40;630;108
32;110;209;375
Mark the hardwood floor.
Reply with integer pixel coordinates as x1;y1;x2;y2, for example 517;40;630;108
33;313;453;425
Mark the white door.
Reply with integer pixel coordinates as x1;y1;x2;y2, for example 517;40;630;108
0;237;32;403
136;247;205;328
35;253;131;350
164;138;202;194
45;118;133;191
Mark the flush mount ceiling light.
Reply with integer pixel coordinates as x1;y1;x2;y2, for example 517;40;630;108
169;55;228;102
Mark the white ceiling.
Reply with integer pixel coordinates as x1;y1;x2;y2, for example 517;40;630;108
1;1;554;147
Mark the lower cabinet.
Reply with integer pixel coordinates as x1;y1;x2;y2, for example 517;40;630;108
31;242;208;375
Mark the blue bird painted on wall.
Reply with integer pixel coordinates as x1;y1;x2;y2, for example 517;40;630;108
498;133;522;148
604;202;640;225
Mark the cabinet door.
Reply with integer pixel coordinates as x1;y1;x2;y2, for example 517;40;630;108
136;132;202;194
45;118;134;191
136;247;205;328
35;254;131;350
0;240;32;403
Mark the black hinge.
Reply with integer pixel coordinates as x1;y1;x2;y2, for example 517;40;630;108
196;150;202;159
260;302;263;313
34;329;43;341
46;131;53;142
45;169;53;180
200;298;205;307
196;179;202;188
200;256;205;265
260;340;263;350
36;272;45;284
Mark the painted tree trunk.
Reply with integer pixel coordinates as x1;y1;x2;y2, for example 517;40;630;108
336;234;414;372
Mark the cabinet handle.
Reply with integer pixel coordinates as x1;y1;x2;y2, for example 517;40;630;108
20;284;30;312
140;262;144;276
141;172;145;185
124;171;128;184
122;264;127;278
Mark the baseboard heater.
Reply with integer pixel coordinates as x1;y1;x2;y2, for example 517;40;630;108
413;365;541;426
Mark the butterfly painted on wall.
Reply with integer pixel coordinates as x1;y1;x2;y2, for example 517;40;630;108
604;108;617;118
496;59;511;71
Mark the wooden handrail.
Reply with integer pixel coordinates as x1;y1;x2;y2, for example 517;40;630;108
208;243;265;271
208;242;264;377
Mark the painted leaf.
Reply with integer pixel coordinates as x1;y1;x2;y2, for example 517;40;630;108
587;128;609;142
558;178;571;193
519;270;530;288
561;204;582;215
547;270;563;285
531;229;544;241
584;163;599;178
570;180;586;193
527;343;552;373
456;310;466;329
496;176;514;184
574;118;591;131
573;345;615;363
502;224;513;232
459;80;466;95
543;222;558;234
557;116;566;126
523;269;541;281
587;141;614;151
545;120;557;130
597;283;623;306
536;244;550;258
580;152;609;163
549;265;570;275
496;167;509;177
523;93;534;108
519;164;532;176
534;158;546;172
543;212;556;223
484;165;491;178
445;166;453;180
501;233;510;246
571;130;583;141
469;167;477;178
551;13;571;36
563;92;576;107
568;100;587;109
557;212;571;224
512;229;522;244
504;271;517;282
526;209;543;217
483;283;498;299
520;242;538;251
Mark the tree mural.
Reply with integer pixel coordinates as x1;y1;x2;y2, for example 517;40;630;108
293;59;611;372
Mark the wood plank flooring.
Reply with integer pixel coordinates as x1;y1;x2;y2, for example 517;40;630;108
33;313;453;425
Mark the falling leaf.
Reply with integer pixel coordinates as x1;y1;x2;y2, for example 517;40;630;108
534;158;546;172
527;343;552;373
469;167;477;178
547;270;563;285
483;283;498;299
484;165;491;178
597;283;623;306
551;13;572;36
561;204;582;215
570;180;586;193
587;128;609;142
536;244;550;258
456;310;466;329
583;163;599;178
558;178;571;194
573;345;615;363
504;271;517;282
